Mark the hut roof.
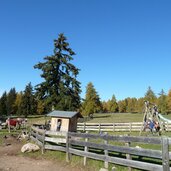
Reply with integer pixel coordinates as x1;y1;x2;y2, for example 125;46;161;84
47;110;82;118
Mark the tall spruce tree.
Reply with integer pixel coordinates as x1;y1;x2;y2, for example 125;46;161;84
0;91;7;116
20;83;36;117
81;82;102;116
34;33;81;111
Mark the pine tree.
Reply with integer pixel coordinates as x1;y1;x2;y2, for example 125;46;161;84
157;89;167;114
0;91;7;116
144;86;157;103
6;88;17;115
34;33;81;111
20;83;36;117
81;82;102;116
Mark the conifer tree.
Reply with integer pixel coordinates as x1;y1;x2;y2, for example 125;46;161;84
14;92;23;115
20;83;36;117
126;97;137;113
157;89;167;114
34;33;81;111
108;95;118;113
0;91;7;116
81;82;102;116
144;86;157;103
6;88;17;115
167;89;171;114
137;97;145;113
118;100;127;113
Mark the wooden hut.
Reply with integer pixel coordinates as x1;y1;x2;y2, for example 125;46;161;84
47;110;82;132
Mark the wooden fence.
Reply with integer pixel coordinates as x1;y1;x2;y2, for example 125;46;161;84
77;122;171;132
30;126;171;171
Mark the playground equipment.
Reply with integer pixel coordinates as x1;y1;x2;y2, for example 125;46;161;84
140;101;162;135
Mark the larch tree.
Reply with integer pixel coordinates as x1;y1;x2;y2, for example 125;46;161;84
118;100;127;113
81;82;102;116
167;89;171;114
34;33;81;111
137;97;145;113
108;95;118;113
14;91;23;116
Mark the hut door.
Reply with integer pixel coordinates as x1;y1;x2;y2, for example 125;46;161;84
56;119;62;131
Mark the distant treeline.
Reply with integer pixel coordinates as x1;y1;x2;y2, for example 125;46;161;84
81;83;171;116
0;84;171;117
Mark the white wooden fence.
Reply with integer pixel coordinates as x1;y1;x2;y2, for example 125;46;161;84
30;126;171;171
77;122;171;132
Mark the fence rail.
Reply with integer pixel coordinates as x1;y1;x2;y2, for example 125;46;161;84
77;122;171;132
30;126;171;171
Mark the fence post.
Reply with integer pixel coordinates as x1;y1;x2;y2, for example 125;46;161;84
129;123;132;133
104;132;109;169
125;134;132;171
99;123;101;133
41;130;46;154
113;123;115;132
66;132;71;162
83;131;89;166
162;137;170;171
83;122;86;132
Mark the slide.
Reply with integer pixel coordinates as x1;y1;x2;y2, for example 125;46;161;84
158;113;171;123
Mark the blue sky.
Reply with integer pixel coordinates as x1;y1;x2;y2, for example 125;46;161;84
0;0;171;101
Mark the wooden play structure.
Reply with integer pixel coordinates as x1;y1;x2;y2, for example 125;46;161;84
140;101;162;135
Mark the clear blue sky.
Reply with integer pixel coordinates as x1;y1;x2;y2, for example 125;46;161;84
0;0;171;101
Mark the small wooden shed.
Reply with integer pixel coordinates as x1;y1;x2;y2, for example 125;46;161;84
47;110;82;132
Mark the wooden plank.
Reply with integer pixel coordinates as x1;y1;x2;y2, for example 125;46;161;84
45;137;66;144
45;130;67;136
69;148;163;171
45;144;66;152
31;132;44;142
30;136;43;147
69;132;162;144
69;139;164;159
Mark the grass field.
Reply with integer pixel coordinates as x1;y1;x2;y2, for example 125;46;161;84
88;112;171;123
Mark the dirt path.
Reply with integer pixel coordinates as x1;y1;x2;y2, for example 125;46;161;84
0;135;85;171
